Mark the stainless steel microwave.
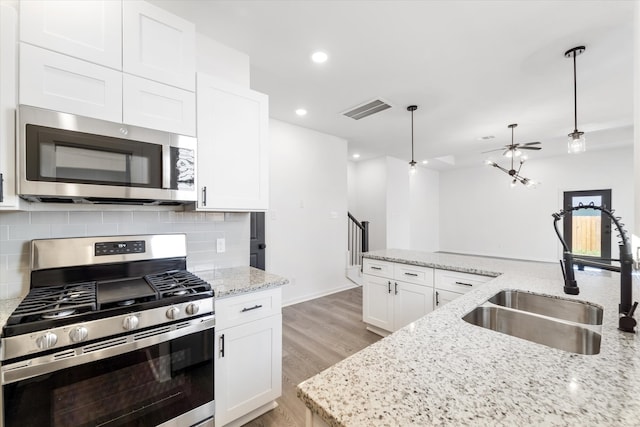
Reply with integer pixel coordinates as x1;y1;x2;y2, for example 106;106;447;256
17;105;197;205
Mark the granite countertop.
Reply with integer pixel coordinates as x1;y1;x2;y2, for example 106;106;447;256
192;265;289;299
0;266;288;329
298;249;640;426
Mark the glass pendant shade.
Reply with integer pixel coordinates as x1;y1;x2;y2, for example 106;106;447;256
567;131;586;153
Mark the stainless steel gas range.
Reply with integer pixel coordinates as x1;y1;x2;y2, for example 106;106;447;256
0;234;215;427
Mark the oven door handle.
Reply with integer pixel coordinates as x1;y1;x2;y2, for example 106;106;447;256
1;316;215;385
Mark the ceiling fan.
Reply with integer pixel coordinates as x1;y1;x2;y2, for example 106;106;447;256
484;123;540;187
482;123;542;158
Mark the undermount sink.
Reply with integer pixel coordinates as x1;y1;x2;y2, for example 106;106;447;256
462;290;603;355
488;290;603;325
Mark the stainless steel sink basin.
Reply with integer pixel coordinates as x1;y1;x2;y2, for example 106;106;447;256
488;290;603;325
462;306;601;355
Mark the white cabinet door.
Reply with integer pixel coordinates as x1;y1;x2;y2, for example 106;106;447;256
123;74;195;136
434;288;462;310
393;280;434;330
362;275;394;332
19;0;122;69
20;43;123;122
196;74;269;211
0;4;19;209
122;0;195;91
215;314;282;427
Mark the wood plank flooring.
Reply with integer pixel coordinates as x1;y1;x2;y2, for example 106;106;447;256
243;286;381;427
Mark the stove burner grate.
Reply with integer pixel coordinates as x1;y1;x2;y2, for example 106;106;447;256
8;282;97;325
145;270;212;299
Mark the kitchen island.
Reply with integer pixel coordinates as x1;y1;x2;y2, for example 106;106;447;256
298;249;640;426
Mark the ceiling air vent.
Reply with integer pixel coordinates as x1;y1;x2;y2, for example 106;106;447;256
342;99;392;120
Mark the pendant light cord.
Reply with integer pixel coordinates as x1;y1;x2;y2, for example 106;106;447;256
572;50;578;133
411;108;415;162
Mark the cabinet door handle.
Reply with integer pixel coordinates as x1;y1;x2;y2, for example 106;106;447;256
455;281;473;287
241;304;263;313
404;272;418;277
202;186;207;206
0;173;3;203
387;281;391;294
371;266;382;270
435;291;440;306
394;282;398;295
219;334;225;358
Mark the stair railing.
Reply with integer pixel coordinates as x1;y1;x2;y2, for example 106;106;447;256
347;212;369;269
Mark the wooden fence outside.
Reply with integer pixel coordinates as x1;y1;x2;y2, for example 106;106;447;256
572;216;601;256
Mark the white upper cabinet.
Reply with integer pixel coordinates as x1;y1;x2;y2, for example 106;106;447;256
19;43;123;123
123;1;195;91
20;0;122;70
197;73;269;211
123;74;195;136
0;4;19;209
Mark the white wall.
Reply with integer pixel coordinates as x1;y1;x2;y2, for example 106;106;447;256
267;119;351;306
410;167;440;252
386;157;411;249
352;157;387;251
196;33;250;87
439;146;633;262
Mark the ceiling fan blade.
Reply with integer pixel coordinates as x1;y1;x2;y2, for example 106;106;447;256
481;148;506;153
521;141;542;146
519;146;542;150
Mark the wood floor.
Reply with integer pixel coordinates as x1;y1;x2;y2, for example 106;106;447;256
243;286;381;427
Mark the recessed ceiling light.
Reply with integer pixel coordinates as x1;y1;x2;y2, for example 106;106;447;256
311;51;328;63
352;153;360;159
478;135;495;141
295;108;307;116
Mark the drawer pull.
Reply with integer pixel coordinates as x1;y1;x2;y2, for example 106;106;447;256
455;281;473;287
404;272;419;277
388;281;391;294
241;304;263;313
370;266;382;270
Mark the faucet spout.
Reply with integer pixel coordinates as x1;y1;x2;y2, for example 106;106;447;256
552;203;637;333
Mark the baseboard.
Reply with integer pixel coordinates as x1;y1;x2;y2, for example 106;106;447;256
366;324;390;337
282;282;358;307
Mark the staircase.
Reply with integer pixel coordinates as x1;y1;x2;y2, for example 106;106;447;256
347;212;368;286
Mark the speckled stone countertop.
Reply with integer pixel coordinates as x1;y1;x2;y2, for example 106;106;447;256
193;266;289;299
0;267;288;329
298;249;640;426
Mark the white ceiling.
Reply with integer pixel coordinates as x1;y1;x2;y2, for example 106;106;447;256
151;0;634;170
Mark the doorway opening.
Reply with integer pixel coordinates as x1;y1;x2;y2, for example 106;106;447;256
563;189;612;265
250;212;266;270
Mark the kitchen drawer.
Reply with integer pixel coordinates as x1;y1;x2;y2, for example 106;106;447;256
394;264;434;286
434;269;492;294
216;287;281;330
362;259;394;279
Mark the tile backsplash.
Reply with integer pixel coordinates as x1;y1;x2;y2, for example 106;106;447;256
0;210;250;299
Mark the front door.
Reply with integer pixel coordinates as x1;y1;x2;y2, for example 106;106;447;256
249;212;266;270
563;189;612;264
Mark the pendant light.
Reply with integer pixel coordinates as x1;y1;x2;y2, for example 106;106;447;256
565;46;586;153
485;124;539;188
407;105;417;175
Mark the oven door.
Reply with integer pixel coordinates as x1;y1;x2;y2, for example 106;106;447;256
1;317;214;427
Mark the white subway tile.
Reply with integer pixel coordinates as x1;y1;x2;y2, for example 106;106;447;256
51;224;87;238
8;224;51;240
0;212;30;225
0;225;7;241
0;239;29;256
31;211;68;224
118;223;147;235
103;211;133;224
69;211;103;224
86;223;119;236
133;211;160;223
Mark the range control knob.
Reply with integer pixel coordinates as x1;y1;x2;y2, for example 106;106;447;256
69;326;89;343
185;303;199;316
123;315;140;331
36;332;58;350
166;307;180;319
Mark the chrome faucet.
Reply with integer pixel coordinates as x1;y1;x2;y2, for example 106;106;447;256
552;203;637;333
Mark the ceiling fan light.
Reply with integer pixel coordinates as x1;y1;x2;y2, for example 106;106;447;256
567;131;586;153
409;161;417;175
510;179;517;188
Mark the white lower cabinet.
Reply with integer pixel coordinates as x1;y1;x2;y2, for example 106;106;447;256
214;288;282;427
362;259;434;335
433;269;492;309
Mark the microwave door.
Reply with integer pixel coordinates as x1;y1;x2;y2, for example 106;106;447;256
45;144;133;184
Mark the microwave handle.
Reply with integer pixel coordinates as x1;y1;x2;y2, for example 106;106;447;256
162;145;171;189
